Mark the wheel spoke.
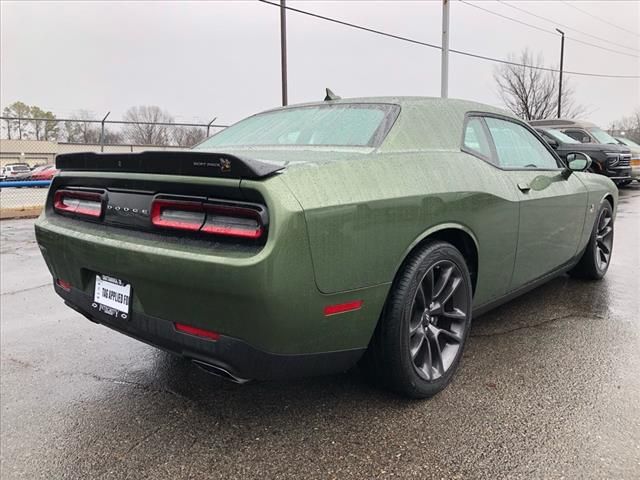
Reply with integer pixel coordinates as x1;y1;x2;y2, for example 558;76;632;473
410;330;426;359
433;265;453;300
415;284;428;310
431;331;444;376
597;240;610;256
433;325;463;344
441;307;466;322
597;225;613;241
420;338;433;380
421;268;435;303
409;309;423;334
437;275;462;306
598;247;609;265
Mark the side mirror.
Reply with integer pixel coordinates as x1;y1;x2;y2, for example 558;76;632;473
581;136;591;143
546;138;559;149
562;152;592;179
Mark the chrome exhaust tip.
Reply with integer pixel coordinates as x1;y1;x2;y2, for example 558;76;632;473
191;359;251;384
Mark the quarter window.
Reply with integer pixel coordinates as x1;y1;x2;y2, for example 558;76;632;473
485;118;559;169
463;117;492;159
563;130;591;143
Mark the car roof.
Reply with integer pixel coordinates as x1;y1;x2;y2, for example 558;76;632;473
274;96;512;116
251;96;516;152
529;118;598;129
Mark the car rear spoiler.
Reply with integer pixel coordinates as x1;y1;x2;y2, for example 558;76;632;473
55;151;285;180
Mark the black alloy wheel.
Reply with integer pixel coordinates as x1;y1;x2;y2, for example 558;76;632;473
569;200;614;280
594;207;614;271
409;260;468;381
360;241;473;398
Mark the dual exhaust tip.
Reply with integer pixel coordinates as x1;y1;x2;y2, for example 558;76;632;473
191;359;251;384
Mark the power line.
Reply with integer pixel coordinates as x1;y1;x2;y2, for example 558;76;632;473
561;0;640;38
459;0;639;59
457;0;559;37
497;0;640;56
258;0;640;79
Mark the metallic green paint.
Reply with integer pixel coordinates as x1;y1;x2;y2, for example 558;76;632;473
34;97;618;364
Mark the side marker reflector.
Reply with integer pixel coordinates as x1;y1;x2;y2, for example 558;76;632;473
174;323;221;341
323;300;363;316
56;279;72;292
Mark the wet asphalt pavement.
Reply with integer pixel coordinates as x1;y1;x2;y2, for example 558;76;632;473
1;185;639;480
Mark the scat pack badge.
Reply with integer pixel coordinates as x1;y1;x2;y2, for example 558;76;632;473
219;157;231;173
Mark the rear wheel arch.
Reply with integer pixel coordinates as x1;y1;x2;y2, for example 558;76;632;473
394;225;479;296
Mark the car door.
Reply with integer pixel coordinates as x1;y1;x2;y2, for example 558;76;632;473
483;116;588;290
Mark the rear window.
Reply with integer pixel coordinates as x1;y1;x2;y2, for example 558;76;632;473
10;165;30;172
196;104;399;149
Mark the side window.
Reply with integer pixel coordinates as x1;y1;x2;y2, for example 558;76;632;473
485;118;559;169
564;130;590;143
463;117;492;159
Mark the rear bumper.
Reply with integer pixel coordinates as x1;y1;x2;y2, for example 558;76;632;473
56;283;364;380
35;206;388;356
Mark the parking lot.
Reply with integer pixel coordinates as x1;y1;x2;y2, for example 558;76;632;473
0;184;638;479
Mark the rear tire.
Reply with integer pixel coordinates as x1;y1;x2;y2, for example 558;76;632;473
360;241;472;398
569;201;614;280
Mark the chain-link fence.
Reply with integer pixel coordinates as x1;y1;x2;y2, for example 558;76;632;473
0;116;228;219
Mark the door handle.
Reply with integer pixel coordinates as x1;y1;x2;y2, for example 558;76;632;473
517;183;531;193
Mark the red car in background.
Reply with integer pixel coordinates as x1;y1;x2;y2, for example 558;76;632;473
30;164;59;181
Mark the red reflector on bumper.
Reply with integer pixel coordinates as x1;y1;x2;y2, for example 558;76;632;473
323;300;363;316
56;279;72;292
174;323;221;341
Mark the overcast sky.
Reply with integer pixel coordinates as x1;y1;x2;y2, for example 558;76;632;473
1;0;638;128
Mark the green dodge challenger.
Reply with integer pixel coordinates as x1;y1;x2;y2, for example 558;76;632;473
35;96;617;398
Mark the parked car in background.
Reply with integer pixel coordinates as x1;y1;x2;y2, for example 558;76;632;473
530;119;632;186
0;163;32;181
615;136;640;183
534;127;632;185
30;164;59;181
36;96;618;399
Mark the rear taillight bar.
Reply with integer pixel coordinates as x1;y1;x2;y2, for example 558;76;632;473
53;189;104;218
150;196;266;239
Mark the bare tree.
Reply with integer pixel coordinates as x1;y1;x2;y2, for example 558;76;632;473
172;126;206;147
122;106;173;145
494;49;586;120
63;110;102;143
609;107;640;143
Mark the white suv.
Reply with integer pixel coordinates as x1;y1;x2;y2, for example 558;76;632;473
0;163;32;181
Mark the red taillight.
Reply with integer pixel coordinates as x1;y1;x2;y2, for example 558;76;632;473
150;198;265;239
174;323;221;341
56;278;72;292
150;199;205;231
323;300;363;316
200;204;263;239
54;189;103;218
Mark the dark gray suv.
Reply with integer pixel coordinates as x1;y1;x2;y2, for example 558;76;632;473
530;119;632;186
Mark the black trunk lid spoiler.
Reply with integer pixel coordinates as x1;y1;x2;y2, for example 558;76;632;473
55;151;285;180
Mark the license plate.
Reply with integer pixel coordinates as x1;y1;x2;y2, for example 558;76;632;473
93;274;131;319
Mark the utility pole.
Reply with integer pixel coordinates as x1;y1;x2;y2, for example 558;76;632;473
440;0;450;98
556;28;565;118
280;0;288;106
